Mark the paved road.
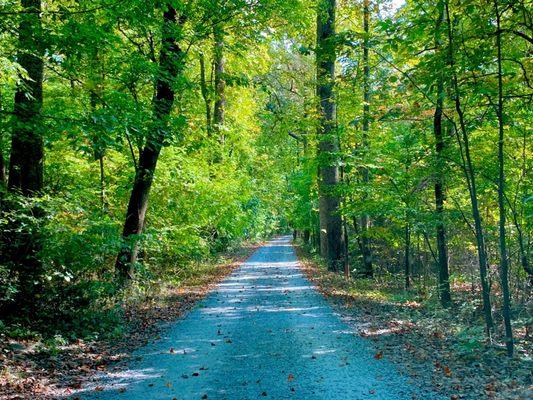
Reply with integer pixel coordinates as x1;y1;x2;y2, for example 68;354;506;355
79;236;438;400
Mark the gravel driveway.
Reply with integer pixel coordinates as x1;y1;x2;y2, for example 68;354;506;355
78;236;440;399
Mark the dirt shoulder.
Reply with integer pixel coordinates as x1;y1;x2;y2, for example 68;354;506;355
294;244;532;400
0;242;261;400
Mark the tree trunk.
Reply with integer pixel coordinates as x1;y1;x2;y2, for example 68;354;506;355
359;0;373;278
4;0;45;312
115;6;185;281
8;0;44;194
445;1;494;336
98;155;106;211
199;52;213;135
433;0;452;308
303;229;310;244
494;0;513;357
89;87;108;212
0;92;5;188
404;222;411;290
316;0;343;271
213;23;226;144
0;150;6;188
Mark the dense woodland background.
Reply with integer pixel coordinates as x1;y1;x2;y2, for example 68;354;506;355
0;0;531;367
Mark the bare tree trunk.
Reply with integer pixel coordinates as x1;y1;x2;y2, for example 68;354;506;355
0;150;5;188
434;0;452;307
359;0;373;278
8;0;44;195
98;155;107;211
404;222;411;290
115;6;185;281
89;88;108;212
494;0;513;356
4;0;45;311
0;92;5;188
316;0;343;271
445;0;494;336
199;52;212;135
213;23;226;144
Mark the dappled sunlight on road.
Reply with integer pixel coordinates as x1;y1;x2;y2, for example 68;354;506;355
76;236;440;400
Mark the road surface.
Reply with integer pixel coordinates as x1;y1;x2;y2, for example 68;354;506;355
78;236;439;399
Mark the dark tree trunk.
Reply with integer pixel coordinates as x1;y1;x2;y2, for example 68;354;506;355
0;92;5;188
213;24;226;144
405;222;411;290
199;52;213;135
359;0;373;278
8;0;44;195
98;155;107;211
3;0;45;312
115;6;185;281
494;0;513;357
445;1;494;336
303;229;310;244
316;0;343;271
0;150;6;188
89;88;108;212
433;0;452;308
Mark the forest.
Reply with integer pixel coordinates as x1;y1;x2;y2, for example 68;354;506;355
0;0;531;399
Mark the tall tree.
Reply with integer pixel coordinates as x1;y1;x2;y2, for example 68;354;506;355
8;0;44;195
359;0;373;277
445;0;494;336
115;5;186;281
433;0;452;307
213;22;226;144
2;0;45;311
199;52;213;135
494;0;513;357
316;0;343;271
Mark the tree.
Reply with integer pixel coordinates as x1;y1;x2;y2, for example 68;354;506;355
433;0;452;308
358;0;373;278
115;4;186;281
316;0;343;271
445;0;494;336
494;0;513;357
2;0;45;312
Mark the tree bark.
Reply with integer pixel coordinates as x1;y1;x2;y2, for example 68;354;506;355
213;23;226;144
445;0;494;336
359;0;373;278
8;0;44;194
316;0;343;271
433;0;452;308
0;150;6;188
494;0;513;357
0;92;5;188
404;222;411;290
199;52;213;135
3;0;45;312
115;6;185;281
